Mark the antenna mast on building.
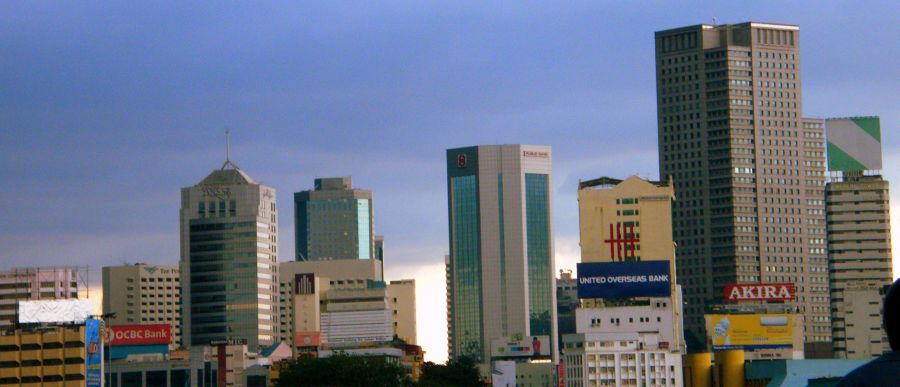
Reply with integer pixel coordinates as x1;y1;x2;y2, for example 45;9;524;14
221;128;240;170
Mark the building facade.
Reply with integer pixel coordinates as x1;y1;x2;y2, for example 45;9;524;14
294;177;375;262
179;160;279;350
388;279;417;345
445;144;558;363
102;264;182;346
0;324;87;386
825;117;893;359
276;263;415;352
563;176;685;386
655;22;829;350
0;267;81;330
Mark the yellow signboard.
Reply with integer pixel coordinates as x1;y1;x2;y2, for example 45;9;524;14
707;314;793;350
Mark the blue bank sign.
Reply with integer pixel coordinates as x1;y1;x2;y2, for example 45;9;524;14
577;261;671;299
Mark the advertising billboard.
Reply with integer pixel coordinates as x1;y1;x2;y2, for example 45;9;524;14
107;324;172;346
18;299;95;324
576;261;671;299
492;361;516;387
724;283;795;302
826;117;882;172
85;318;103;387
490;336;550;359
707;314;793;350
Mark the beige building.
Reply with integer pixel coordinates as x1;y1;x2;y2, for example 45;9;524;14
102;264;182;346
578;176;675;264
655;23;829;351
0;267;81;329
827;174;893;358
563;176;686;386
276;261;416;349
388;279;417;344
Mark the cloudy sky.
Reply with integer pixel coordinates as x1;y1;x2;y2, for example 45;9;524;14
1;1;898;362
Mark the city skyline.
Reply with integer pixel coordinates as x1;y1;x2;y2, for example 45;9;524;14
1;3;898;363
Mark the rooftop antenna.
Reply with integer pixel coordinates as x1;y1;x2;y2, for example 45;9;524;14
221;128;240;170
226;128;231;163
712;17;718;26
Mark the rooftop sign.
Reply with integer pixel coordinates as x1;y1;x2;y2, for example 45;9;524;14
724;283;795;302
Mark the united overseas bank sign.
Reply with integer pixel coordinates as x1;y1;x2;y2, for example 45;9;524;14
576;261;671;299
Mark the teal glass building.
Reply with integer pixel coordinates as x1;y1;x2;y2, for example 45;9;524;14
293;177;376;262
446;145;558;363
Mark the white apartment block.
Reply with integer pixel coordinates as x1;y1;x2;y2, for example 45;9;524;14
562;291;685;387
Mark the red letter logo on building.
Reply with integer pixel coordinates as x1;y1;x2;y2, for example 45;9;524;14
604;223;638;261
457;154;467;168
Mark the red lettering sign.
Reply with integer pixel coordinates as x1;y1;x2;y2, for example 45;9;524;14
457;154;467;168
107;324;172;346
724;283;795;302
522;150;549;158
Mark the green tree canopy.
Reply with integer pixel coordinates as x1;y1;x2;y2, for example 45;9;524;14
276;353;411;387
417;356;482;387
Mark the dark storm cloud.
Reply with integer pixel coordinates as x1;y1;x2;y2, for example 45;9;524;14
0;0;897;273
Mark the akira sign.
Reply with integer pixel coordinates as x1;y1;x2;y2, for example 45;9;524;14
724;283;795;302
107;324;172;346
577;261;671;299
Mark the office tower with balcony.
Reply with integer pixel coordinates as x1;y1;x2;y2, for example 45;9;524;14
445;144;558;363
655;22;828;352
180;159;279;350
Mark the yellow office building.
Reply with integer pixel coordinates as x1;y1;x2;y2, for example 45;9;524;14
0;325;86;386
578;176;675;264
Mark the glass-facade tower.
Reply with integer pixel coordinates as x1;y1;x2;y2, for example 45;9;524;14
180;161;278;350
294;177;375;261
446;145;558;364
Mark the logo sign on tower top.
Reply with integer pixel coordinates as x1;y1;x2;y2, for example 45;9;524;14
724;283;795;302
457;154;467;168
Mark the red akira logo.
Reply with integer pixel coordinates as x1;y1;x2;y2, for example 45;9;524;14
724;283;795;302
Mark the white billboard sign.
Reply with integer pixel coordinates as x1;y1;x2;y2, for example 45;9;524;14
18;299;95;324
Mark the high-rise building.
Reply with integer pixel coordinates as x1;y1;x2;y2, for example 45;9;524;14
825;117;893;359
102;264;182;346
445;144;557;363
294;177;376;262
563;176;685;386
0;267;81;329
180;159;279;350
655;22;829;351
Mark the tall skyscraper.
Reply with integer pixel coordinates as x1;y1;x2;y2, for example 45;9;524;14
180;159;279;350
102;263;182;346
294;177;376;262
825;117;893;359
655;22;829;351
445;144;558;363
